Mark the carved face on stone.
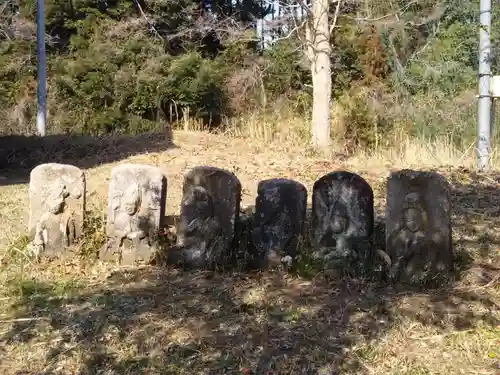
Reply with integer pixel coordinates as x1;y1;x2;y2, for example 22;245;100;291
402;192;425;233
123;183;142;216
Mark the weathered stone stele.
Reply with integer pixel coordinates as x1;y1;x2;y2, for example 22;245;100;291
385;169;452;284
172;166;242;269
311;171;374;268
100;164;167;265
28;163;86;258
251;178;307;268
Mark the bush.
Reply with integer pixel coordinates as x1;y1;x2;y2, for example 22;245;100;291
45;18;229;134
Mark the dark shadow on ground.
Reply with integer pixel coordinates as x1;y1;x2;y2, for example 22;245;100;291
447;168;500;263
0;264;498;375
0;128;175;187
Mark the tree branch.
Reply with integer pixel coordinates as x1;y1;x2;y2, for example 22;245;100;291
132;0;164;41
329;0;342;34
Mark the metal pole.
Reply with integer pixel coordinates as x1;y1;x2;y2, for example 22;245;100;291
36;0;47;136
477;0;492;170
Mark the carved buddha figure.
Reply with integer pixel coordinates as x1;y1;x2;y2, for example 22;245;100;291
402;192;425;233
330;198;349;235
32;182;80;254
319;185;351;237
392;192;427;247
388;191;429;279
110;182;147;246
314;186;353;259
48;184;69;214
328;196;353;258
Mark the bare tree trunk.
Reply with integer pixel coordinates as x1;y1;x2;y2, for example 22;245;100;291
307;0;332;149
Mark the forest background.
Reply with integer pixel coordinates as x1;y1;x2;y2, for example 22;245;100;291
1;0;499;157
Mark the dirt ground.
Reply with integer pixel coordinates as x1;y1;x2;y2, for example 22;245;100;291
0;130;499;375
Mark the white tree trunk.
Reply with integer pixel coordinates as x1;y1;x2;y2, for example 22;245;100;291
307;0;332;149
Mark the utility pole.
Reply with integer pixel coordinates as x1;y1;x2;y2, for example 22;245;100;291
36;0;47;136
477;0;492;171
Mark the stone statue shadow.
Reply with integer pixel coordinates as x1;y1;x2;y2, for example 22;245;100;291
0;127;175;187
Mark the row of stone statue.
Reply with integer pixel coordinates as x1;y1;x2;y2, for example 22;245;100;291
28;163;452;284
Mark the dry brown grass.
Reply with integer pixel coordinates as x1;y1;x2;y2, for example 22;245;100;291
0;126;499;375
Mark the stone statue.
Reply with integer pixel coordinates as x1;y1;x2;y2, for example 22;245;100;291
101;164;167;265
315;193;350;258
28;163;86;259
108;182;148;248
177;185;223;267
385;170;452;284
251;178;307;268
311;171;374;268
387;192;428;279
173;166;241;269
